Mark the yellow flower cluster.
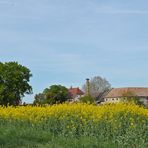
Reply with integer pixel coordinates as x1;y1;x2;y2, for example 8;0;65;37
0;103;147;124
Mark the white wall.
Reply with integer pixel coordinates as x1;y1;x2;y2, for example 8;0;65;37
104;97;148;106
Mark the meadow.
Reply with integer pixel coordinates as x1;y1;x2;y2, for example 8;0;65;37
0;103;147;148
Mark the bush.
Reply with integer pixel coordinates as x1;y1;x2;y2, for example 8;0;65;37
79;95;94;103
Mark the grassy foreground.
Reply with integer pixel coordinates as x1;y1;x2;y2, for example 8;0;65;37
0;103;147;148
0;123;118;148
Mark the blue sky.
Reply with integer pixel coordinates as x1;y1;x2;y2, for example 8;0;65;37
0;0;148;103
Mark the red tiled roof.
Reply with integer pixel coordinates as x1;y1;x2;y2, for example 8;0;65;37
68;87;84;96
105;87;148;98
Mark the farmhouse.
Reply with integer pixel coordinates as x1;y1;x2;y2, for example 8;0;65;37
68;87;84;102
104;87;148;106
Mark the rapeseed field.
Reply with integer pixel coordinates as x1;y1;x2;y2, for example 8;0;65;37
0;103;147;147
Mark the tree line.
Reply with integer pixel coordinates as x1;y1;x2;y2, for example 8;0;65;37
0;62;111;106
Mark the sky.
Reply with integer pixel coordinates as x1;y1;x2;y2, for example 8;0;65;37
0;0;148;103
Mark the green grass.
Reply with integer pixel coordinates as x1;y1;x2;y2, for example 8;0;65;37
0;120;147;148
0;123;117;148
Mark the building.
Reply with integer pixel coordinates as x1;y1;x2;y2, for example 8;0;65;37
68;87;84;102
104;87;148;106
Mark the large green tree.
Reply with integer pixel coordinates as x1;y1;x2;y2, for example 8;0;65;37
34;85;68;105
0;62;32;105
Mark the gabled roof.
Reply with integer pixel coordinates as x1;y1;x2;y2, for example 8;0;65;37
68;87;84;96
105;87;148;98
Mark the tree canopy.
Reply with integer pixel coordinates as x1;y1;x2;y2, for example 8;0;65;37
0;62;32;105
34;85;69;105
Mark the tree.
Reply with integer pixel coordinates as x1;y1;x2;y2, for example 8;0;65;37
0;62;32;105
82;76;111;100
33;93;46;105
33;85;69;105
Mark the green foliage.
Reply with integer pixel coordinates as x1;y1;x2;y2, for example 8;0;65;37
33;93;46;105
0;62;32;105
34;85;69;105
80;95;94;103
0;121;118;148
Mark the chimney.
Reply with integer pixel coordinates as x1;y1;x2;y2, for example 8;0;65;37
86;78;90;96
